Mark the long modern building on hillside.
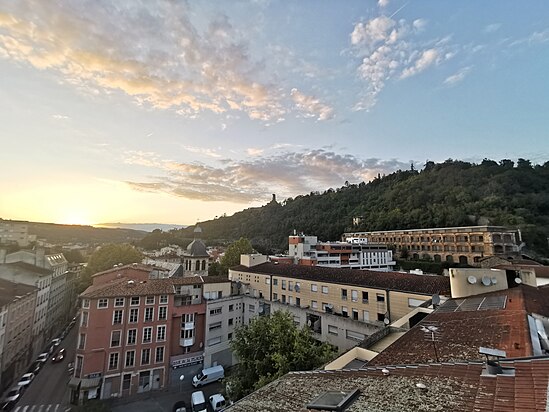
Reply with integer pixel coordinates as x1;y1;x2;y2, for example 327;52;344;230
343;226;520;266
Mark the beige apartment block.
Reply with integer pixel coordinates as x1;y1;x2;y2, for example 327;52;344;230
343;226;520;266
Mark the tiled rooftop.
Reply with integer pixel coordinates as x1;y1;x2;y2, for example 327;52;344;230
91;263;153;277
232;262;450;295
369;286;549;366
227;357;549;412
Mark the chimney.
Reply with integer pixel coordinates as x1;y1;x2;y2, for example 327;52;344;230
35;247;46;268
0;248;6;263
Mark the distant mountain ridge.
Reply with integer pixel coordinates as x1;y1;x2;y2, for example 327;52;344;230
94;223;188;232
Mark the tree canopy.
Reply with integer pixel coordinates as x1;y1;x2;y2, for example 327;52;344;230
227;311;335;400
172;159;549;258
220;237;254;274
78;243;143;292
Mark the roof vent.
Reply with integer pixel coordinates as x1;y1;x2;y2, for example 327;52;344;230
306;389;360;411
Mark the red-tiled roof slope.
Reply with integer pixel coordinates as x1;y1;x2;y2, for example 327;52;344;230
81;277;175;298
232;262;450;295
369;286;549;366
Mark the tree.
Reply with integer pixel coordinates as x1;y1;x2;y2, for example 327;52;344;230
227;311;335;400
220;237;254;274
78;244;143;292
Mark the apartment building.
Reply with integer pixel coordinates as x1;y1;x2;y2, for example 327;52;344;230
71;264;231;402
287;234;395;271
343;226;520;266
229;255;450;330
0;279;37;390
0;219;36;247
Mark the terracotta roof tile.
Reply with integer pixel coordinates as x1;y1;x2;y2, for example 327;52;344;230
232;262;450;295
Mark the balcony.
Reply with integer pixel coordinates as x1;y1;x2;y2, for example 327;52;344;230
182;322;194;330
180;337;195;347
174;295;201;306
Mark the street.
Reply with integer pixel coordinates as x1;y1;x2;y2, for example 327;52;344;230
13;319;78;411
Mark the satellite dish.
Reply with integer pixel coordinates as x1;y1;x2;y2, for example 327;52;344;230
416;383;427;389
432;294;440;306
467;276;477;285
515;277;522;284
258;306;264;314
481;275;491;286
307;319;312;327
491;277;498;285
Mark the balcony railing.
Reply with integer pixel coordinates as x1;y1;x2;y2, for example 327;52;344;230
180;337;195;347
182;322;194;330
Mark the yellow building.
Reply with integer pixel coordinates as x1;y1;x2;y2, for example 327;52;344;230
229;255;450;326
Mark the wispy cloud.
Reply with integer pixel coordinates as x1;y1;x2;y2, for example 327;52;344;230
443;66;472;86
484;23;501;33
509;28;549;47
51;114;69;120
0;2;288;122
350;14;454;110
290;88;334;121
182;146;222;159
124;149;410;202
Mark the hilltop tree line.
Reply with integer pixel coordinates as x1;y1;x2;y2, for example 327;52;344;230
156;159;549;257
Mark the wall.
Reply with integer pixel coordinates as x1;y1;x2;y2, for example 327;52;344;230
449;268;508;298
388;291;430;321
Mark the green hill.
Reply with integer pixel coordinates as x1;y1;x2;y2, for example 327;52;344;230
168;159;549;257
28;222;148;244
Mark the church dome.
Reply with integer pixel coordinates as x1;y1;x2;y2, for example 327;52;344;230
186;239;208;257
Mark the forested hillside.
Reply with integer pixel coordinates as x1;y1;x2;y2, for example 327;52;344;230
148;159;549;257
28;222;147;244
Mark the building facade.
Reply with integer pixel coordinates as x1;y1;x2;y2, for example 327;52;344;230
0;220;36;247
342;226;520;266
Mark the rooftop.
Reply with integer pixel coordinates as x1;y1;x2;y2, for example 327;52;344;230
343;225;516;234
0;278;37;306
91;263;153;278
227;357;549;412
231;262;450;295
0;262;52;276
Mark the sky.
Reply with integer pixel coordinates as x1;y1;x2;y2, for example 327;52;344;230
1;1;548;226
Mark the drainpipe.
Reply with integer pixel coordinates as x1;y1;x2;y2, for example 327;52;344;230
385;289;391;325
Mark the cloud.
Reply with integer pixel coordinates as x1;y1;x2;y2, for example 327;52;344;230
378;0;390;7
51;114;69;120
484;23;501;33
124;149;410;203
0;2;288;122
290;88;334;121
247;148;264;156
509;28;549;47
350;14;455;110
182;146;222;159
443;66;472;86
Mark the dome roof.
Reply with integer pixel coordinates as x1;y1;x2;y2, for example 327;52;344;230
186;239;208;257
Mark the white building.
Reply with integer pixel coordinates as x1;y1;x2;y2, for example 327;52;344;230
0;220;36;247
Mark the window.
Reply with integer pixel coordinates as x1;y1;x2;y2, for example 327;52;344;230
328;325;338;336
352;309;359;320
296;297;301;306
273;293;278;300
114;297;125;307
228;318;233;326
122;374;131;390
125;350;135;367
362;291;369;303
281;280;286;290
129;308;138;323
346;330;365;341
351;290;358;302
143;327;152;343
363;310;370;321
265;278;270;284
82;299;90;309
181;329;194;339
281;295;286;304
229;304;234;312
108;353;119;370
273;279;278;286
111;330;121;347
78;333;86;350
141;348;151;365
81;311;88;327
146;296;155;305
228;333;233;340
376;294;385;302
249;304;255;312
130;297;140;306
158;306;167;320
321;286;328;294
209;321;222;331
159;295;168;304
113;310;123;324
156;325;166;341
322;302;330;312
210;307;222;316
341;306;348;317
127;329;137;345
97;299;108;309
311;284;318;292
288;296;293;305
155;347;164;363
311;300;318;309
184;313;194;323
144;307;154;322
207;336;222;346
377;313;385;322
341;289;348;300
295;282;301;292
288;281;293;291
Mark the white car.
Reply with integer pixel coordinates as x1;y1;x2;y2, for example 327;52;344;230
17;373;35;388
209;394;229;411
5;386;22;402
51;338;61;346
36;353;49;363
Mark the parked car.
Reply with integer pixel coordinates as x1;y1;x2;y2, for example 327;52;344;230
28;361;42;375
67;362;74;375
192;365;225;388
36;353;48;363
209;394;229;411
190;391;207;412
4;387;22;403
0;400;16;411
172;400;187;412
17;373;34;388
51;338;61;347
52;348;66;363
